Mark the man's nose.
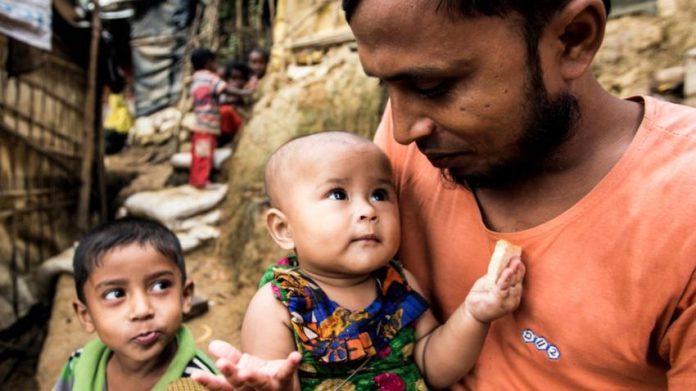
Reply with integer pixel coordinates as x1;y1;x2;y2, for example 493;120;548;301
129;291;154;321
389;99;436;145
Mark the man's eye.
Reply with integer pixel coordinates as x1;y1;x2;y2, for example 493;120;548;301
152;280;172;292
104;289;125;301
415;83;449;98
328;189;348;200
371;189;389;202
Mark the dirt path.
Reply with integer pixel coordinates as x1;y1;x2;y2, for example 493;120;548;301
36;244;256;390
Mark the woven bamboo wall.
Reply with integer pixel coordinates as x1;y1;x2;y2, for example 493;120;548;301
0;35;86;329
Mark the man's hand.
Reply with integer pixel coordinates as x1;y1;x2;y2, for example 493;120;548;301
465;257;525;323
190;340;302;391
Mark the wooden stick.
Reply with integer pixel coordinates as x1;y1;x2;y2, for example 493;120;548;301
78;1;101;232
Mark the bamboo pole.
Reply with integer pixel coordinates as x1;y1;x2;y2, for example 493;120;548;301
78;1;101;232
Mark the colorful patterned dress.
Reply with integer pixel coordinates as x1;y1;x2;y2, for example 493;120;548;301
259;257;430;391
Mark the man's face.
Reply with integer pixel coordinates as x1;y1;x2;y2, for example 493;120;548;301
350;1;578;189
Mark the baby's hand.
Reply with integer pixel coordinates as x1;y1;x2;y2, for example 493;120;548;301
191;340;301;391
464;257;525;323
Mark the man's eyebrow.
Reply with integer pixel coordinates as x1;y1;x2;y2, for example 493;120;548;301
366;67;444;82
365;59;472;82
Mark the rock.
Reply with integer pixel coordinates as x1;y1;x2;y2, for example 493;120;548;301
124;184;228;228
685;47;696;97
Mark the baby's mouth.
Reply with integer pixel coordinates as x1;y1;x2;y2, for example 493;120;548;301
354;234;380;242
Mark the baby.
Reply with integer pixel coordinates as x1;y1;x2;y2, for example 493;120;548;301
194;131;525;390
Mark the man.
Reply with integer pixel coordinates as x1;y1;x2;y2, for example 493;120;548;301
346;0;696;389
195;1;696;389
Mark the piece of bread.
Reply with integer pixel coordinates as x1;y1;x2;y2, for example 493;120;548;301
487;239;522;283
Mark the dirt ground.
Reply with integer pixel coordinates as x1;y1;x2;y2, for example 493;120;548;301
35;243;256;390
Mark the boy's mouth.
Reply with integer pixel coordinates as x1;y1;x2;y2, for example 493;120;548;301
133;331;160;345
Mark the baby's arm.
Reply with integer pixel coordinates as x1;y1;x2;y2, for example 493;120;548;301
193;283;301;391
411;257;525;389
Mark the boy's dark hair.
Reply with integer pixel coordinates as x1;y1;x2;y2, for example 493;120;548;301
191;48;216;71
342;1;611;58
224;61;252;80
249;48;270;63
73;217;186;303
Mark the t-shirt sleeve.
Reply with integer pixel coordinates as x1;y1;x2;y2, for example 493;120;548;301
661;269;696;389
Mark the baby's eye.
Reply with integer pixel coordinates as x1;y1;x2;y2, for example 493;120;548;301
104;289;125;301
371;188;390;202
151;280;172;292
328;188;348;200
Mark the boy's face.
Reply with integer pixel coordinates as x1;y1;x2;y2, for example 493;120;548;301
248;52;267;76
228;69;247;89
271;142;400;279
74;244;193;366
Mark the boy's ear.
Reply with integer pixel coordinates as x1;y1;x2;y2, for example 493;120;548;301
181;279;195;314
265;208;295;250
73;300;96;333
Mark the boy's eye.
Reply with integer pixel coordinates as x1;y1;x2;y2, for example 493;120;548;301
151;280;172;293
328;188;348;200
103;289;125;301
371;188;390;202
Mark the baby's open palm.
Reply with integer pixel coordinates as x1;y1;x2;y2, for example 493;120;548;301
465;257;525;323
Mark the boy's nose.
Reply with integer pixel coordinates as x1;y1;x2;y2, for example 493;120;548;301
130;293;154;321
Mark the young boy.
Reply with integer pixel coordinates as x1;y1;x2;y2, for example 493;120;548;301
246;48;268;90
218;61;251;147
54;218;217;391
189;48;226;188
193;131;525;390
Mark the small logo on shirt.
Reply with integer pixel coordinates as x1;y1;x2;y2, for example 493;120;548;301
521;328;561;361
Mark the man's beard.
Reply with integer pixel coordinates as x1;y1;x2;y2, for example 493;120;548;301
446;61;580;190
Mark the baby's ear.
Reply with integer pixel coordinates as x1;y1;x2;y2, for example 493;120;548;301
265;208;295;250
73;300;96;333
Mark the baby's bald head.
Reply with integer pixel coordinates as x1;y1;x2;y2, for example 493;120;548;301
264;131;387;209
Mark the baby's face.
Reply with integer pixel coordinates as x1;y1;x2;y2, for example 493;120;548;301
77;244;192;366
282;143;400;279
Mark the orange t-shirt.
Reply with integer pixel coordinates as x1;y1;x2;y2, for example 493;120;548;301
375;96;696;390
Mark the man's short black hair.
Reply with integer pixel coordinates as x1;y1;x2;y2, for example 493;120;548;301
191;48;216;71
73;217;186;304
342;1;611;34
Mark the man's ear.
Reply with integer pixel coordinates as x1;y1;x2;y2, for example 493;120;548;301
181;279;195;314
73;300;96;333
549;0;606;80
265;208;295;250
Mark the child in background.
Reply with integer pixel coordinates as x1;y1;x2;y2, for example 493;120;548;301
189;48;226;188
193;131;525;390
246;48;269;90
54;218;217;391
218;61;251;147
